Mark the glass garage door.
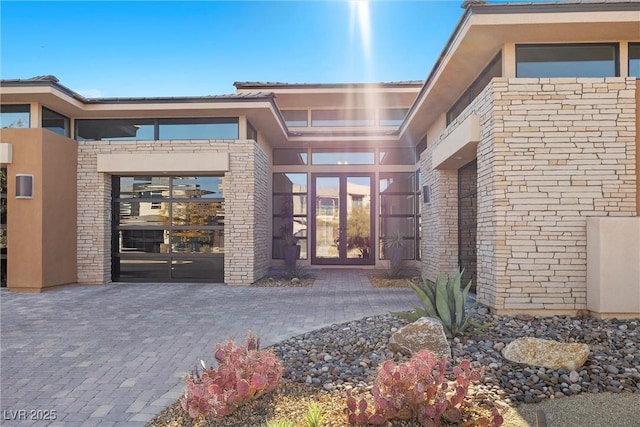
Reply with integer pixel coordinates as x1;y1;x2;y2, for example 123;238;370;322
112;176;224;282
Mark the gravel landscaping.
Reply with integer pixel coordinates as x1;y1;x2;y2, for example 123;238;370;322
149;308;639;426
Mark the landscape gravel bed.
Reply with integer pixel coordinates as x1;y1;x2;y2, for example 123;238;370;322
150;311;639;426
270;310;640;406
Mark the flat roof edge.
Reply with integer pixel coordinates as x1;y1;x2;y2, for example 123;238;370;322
234;81;424;90
1;79;276;104
470;1;640;14
1;79;88;103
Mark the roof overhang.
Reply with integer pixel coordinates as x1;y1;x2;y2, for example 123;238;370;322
0;82;290;143
400;2;640;146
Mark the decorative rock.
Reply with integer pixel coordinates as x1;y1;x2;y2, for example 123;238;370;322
606;365;619;375
502;337;590;371
389;317;451;358
569;370;580;383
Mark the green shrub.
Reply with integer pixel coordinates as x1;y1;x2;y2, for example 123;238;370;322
303;402;326;427
264;402;325;427
392;269;486;338
265;420;296;427
284;261;310;281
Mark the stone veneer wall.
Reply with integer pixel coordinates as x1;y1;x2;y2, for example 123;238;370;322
224;141;270;284
418;164;458;280
77;139;270;285
422;77;637;314
252;143;270;281
420;82;495;288
491;77;637;313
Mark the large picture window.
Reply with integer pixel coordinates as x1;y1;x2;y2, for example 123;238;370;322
112;176;224;282
516;44;619;78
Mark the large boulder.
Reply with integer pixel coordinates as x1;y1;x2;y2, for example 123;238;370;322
389;317;451;358
502;337;590;370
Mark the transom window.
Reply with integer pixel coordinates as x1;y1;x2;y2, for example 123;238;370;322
516;43;619;78
283;108;409;128
281;110;308;127
447;52;502;125
379;108;408;126
311;109;375;127
311;151;375;165
76;118;239;141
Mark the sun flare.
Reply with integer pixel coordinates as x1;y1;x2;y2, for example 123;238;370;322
350;0;372;55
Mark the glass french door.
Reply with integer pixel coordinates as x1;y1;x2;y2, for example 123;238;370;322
311;174;374;265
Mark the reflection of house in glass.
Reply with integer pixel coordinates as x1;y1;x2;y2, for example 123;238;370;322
314;179;372;259
1;1;639;319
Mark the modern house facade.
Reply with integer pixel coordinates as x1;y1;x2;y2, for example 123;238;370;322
1;0;639;318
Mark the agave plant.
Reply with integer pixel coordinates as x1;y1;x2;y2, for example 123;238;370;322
393;269;486;338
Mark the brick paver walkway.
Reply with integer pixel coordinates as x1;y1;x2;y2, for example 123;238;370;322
0;270;416;426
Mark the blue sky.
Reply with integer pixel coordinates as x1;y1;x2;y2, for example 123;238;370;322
1;1;465;98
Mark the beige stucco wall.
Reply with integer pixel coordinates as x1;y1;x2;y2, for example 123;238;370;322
586;217;640;318
636;84;640;214
42;132;78;288
77;139;270;285
0;128;77;291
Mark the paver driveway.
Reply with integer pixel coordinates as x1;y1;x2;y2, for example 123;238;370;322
1;270;416;426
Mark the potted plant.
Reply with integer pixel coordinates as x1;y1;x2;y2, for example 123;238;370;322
383;230;405;279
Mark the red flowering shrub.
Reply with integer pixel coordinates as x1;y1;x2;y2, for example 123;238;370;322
181;333;283;418
344;350;503;427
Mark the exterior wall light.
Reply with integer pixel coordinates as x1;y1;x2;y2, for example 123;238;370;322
16;174;34;199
